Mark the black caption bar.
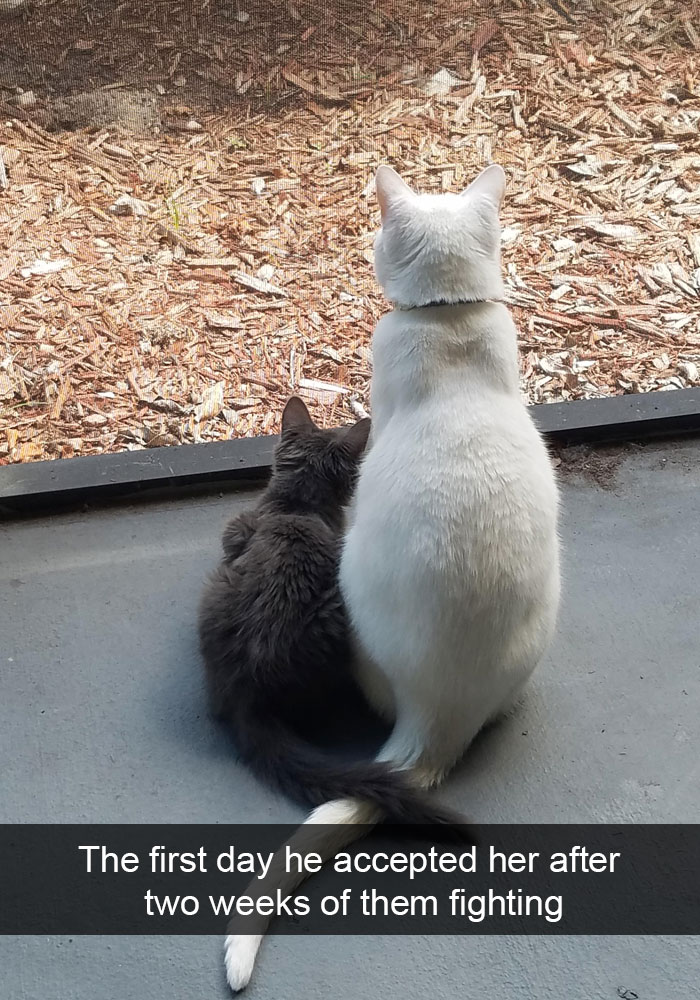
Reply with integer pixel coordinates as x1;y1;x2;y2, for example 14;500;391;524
1;825;698;935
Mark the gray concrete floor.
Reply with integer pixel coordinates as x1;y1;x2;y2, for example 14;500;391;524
1;437;698;998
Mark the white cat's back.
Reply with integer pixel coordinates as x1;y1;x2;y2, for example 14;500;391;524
356;304;558;586
341;304;559;737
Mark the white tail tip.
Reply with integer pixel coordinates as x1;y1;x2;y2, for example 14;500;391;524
224;934;263;993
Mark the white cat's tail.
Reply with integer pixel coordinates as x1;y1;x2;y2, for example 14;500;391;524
224;798;378;992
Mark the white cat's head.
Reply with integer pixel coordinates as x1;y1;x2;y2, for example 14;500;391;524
372;164;506;309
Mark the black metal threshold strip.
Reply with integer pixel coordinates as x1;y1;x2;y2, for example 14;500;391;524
1;387;699;518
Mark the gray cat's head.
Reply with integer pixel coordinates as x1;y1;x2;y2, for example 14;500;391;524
372;163;506;309
270;397;371;514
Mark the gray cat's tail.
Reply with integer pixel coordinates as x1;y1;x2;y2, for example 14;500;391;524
224;709;470;992
224;798;379;991
233;701;462;827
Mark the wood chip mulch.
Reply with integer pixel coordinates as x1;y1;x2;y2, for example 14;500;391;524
1;0;699;465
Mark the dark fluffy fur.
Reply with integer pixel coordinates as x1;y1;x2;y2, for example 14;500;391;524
197;397;462;826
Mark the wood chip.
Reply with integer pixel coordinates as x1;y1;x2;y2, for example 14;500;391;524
298;377;349;397
194;381;225;422
185;257;240;268
232;271;287;296
204;311;242;330
582;223;644;241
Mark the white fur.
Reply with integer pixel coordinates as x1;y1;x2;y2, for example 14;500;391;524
342;163;560;784
373;163;506;309
223;163;560;991
224;934;263;993
222;800;378;991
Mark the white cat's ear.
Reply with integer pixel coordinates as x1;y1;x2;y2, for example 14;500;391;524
461;164;506;209
342;417;371;457
375;165;415;220
281;396;314;432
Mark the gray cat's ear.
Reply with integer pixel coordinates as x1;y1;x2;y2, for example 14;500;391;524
281;396;314;432
342;417;371;457
375;165;415;221
461;164;506;208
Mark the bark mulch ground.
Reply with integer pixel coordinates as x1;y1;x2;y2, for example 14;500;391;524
1;0;699;464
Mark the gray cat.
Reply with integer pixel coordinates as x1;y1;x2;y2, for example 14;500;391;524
197;396;462;822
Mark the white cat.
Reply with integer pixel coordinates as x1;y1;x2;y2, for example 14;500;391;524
341;163;561;783
224;163;560;991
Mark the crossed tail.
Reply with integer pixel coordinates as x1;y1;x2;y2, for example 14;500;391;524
224;706;468;991
232;699;462;824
